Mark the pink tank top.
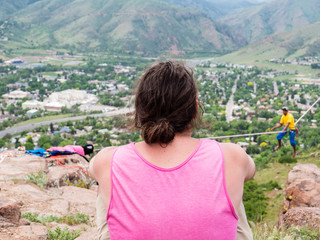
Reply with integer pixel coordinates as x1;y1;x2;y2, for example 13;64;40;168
107;139;238;240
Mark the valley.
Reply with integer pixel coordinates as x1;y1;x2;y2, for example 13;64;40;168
0;0;320;239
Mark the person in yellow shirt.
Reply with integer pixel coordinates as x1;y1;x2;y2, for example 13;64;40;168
271;107;297;157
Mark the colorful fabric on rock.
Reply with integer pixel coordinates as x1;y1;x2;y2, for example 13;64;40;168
26;148;48;157
48;145;85;156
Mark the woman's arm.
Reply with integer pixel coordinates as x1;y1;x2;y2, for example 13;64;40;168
89;147;117;210
220;143;255;213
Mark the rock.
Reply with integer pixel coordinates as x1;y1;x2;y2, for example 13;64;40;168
279;164;320;228
0;151;97;239
58;186;97;216
76;227;98;240
309;152;319;157
46;155;91;188
0;150;91;188
0;198;21;225
0;150;47;180
279;207;320;229
19;218;31;225
0;216;17;227
283;164;320;209
16;222;47;239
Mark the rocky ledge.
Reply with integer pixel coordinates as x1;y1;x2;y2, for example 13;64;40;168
0;149;98;240
279;163;320;229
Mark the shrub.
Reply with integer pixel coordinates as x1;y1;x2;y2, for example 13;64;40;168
47;227;81;240
21;212;89;225
25;171;48;189
243;180;268;222
252;223;320;240
64;179;90;189
259;181;282;191
58;213;89;225
21;212;41;223
279;155;297;163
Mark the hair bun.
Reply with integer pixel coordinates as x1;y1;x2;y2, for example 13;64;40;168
142;119;175;144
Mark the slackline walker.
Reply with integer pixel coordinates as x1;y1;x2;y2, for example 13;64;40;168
82;96;320;153
208;96;320;140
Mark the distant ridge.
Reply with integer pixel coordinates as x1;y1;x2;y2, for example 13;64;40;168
0;0;239;56
1;0;319;58
218;0;320;45
218;21;320;63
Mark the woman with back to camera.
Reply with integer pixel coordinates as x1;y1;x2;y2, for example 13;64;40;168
89;61;255;240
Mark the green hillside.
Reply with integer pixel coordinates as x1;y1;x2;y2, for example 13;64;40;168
0;0;29;19
219;0;320;44
0;0;239;56
216;21;320;73
161;0;268;19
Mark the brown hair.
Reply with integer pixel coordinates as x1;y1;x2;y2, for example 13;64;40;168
134;61;199;145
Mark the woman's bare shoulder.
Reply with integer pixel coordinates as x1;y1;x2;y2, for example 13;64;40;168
89;146;117;181
220;142;255;181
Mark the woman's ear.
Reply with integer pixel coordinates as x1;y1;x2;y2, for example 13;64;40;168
194;100;199;119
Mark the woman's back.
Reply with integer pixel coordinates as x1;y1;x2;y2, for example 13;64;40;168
107;138;238;240
89;61;255;239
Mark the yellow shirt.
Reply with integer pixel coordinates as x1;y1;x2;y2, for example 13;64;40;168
280;113;295;130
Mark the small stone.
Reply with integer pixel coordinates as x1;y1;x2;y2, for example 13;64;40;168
0;198;21;224
19;218;31;226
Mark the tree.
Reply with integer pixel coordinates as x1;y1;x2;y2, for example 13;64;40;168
25;142;34;150
52;134;63;146
15;138;21;148
75;136;87;146
59;139;73;147
0;138;5;148
243;180;268;222
50;123;54;133
42;142;52;149
246;145;260;155
7;104;15;114
38;135;52;148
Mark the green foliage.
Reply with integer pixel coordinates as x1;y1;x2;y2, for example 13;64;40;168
259;180;282;191
243;180;268;222
58;213;89;225
59;139;74;147
289;226;320;239
252;223;320;240
99;93;125;107
42;142;52;149
0;138;6;148
25;136;35;150
21;212;41;223
47;227;81;240
22;212;89;225
75;136;87;146
279;155;297;163
25;171;48;189
246;145;260;155
37;135;52;148
52;134;63;146
64;179;89;189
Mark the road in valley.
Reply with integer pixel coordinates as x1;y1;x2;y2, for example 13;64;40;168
0;108;133;138
225;75;239;123
273;81;279;96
